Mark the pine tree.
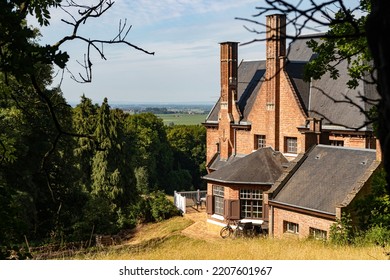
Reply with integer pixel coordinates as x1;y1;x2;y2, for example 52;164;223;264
91;98;137;211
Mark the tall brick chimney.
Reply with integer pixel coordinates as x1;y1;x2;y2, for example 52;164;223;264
265;14;286;152
218;42;240;160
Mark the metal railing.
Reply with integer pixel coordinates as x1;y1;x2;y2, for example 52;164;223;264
174;189;206;214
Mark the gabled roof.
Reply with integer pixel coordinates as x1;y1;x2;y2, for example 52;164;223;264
204;35;378;131
269;145;380;215
205;60;266;123
203;147;289;185
309;59;377;129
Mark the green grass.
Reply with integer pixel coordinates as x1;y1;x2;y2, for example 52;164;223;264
156;114;208;126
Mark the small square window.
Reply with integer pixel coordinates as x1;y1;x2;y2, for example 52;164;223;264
255;135;266;149
285;137;297;154
284;221;299;234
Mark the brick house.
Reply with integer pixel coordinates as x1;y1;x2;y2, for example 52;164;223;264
202;14;380;238
266;144;380;239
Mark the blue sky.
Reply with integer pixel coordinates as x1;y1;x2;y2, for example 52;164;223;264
34;0;342;104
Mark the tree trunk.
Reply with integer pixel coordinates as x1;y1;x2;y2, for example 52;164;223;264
366;0;390;194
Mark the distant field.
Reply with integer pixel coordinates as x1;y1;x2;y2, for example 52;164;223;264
156;113;208;126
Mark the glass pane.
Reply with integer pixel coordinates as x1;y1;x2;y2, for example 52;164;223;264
213;185;224;197
214;196;224;215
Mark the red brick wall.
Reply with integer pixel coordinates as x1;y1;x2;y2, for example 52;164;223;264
329;134;369;149
244;70;307;154
235;129;253;155
272;207;335;239
206;126;219;165
278;72;307;153
206;183;271;222
205;67;309;167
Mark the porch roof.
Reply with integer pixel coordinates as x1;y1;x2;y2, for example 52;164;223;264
203;147;288;185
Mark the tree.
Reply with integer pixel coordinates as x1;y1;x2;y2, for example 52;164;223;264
0;0;154;163
91;98;137;209
166;125;207;190
0;69;84;243
125;113;173;193
354;167;390;229
72;95;99;191
1;0;155;247
238;0;390;193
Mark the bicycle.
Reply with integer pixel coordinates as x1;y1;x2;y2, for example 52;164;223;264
220;220;264;239
219;220;237;239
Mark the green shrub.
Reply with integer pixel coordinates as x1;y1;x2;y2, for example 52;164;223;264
149;191;182;222
72;196;118;240
363;225;390;246
128;191;181;224
329;214;354;245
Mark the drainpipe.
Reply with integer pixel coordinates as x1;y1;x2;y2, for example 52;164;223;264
269;205;274;237
234;128;237;156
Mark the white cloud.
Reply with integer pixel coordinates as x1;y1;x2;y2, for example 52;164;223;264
113;0;259;25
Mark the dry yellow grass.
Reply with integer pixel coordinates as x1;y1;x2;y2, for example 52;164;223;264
72;210;389;260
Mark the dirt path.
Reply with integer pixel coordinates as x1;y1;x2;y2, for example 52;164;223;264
180;207;221;240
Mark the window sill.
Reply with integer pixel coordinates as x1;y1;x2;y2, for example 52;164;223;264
283;153;298;157
211;214;225;221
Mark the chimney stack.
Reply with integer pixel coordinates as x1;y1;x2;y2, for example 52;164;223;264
218;42;239;160
265;14;286;110
219;42;238;109
265;14;286;152
266;14;286;62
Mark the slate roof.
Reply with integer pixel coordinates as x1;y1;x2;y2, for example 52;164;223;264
204;35;378;130
207;153;245;171
203;147;289;185
309;59;377;129
206;60;266;123
269;145;380;215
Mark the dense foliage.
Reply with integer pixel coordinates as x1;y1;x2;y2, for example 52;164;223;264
0;88;206;255
0;0;205;258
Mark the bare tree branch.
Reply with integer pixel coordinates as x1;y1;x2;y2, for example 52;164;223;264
236;0;366;45
52;0;154;83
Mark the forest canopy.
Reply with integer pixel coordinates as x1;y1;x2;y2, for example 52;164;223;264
0;0;205;258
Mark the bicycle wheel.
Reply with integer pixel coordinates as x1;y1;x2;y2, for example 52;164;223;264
220;226;233;239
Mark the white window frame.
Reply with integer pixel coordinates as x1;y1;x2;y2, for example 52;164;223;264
309;227;327;240
255;135;266;149
213;185;225;216
284;221;299;234
285;137;298;154
240;189;263;219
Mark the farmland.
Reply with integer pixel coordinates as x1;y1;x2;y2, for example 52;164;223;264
111;103;212;126
156;113;208;126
